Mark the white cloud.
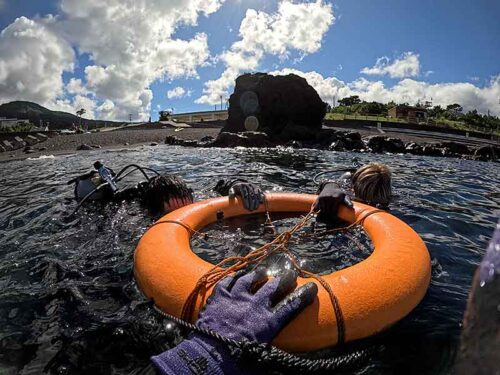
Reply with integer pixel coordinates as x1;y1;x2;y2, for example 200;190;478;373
269;69;500;116
167;86;191;99
270;68;344;103
0;0;224;120
55;0;223;120
0;16;75;107
361;52;421;78
66;78;89;95
196;0;334;105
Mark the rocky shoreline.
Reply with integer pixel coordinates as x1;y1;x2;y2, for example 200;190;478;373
166;129;499;162
0;126;498;163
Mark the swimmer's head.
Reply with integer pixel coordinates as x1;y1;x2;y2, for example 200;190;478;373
352;163;392;207
143;175;194;215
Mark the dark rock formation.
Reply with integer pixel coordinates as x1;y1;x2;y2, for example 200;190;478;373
76;144;93;151
25;135;40;146
2;140;13;150
165;135;198;147
200;136;215;143
210;132;273;148
404;142;425;155
366;136;405;153
224;73;326;141
473;145;499;161
439;141;471;156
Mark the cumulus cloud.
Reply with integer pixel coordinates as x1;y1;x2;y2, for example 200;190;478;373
55;0;223;120
0;16;74;107
269;69;500;116
196;0;334;105
0;0;224;120
270;68;344;103
167;86;191;99
361;52;421;78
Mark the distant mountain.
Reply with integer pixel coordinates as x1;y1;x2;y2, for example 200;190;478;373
0;101;123;130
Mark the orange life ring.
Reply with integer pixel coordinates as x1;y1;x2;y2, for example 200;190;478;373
134;193;431;352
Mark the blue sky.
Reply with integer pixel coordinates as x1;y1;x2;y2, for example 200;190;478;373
0;0;499;120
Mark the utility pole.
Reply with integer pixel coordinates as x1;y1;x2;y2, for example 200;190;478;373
129;114;132;123
220;95;223;112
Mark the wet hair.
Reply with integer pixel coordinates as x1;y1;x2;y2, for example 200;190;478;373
142;175;193;214
352;163;392;207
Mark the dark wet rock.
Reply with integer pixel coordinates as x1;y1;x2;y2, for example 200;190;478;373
315;129;339;145
124;142;129;146
2;140;13;151
182;140;199;147
76;144;93;151
366;136;405;153
421;144;444;157
150;142;158;146
25;135;40;146
472;145;499;162
165;136;199;147
405;142;425;155
285;140;303;149
0;144;5;152
224;73;326;141
277;123;318;141
210;131;273;148
24;147;36;154
343;132;365;151
36;132;49;141
200;136;215;143
13;136;26;148
329;139;347;151
91;144;102;149
439;141;471;156
165;135;183;145
37;147;47;151
454;221;500;374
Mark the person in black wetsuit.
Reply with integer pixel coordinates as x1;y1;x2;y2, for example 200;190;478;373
68;162;264;215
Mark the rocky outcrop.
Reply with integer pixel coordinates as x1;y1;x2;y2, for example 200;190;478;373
472;145;499;161
76;144;93;151
366;136;405;153
224;73;326;141
210;132;273;148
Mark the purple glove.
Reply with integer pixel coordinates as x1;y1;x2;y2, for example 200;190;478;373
151;269;318;374
314;182;353;221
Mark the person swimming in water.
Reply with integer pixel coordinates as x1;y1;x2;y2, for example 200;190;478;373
315;162;392;220
68;161;265;215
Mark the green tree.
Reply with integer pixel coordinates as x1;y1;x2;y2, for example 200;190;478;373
338;95;361;106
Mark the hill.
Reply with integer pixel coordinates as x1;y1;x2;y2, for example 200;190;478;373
0;101;123;130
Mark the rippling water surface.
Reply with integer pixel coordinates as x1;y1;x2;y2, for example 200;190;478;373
0;146;498;374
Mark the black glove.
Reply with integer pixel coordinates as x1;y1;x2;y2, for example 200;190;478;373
314;182;353;220
214;179;264;211
230;182;265;211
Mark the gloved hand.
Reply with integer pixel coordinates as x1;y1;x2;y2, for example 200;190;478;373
229;182;265;212
151;269;318;375
214;179;264;211
198;268;318;343
314;182;353;220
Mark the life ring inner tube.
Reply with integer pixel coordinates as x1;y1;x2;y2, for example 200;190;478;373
134;193;431;352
